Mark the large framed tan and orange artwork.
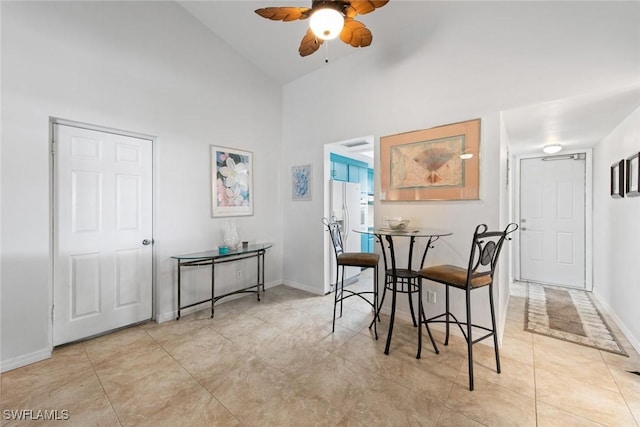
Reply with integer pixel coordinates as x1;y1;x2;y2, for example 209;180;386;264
380;119;480;201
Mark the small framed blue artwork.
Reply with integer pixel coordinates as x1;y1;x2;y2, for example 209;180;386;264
292;164;312;201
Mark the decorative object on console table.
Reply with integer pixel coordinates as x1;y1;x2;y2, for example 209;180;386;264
626;152;639;197
610;159;625;198
211;145;253;217
292;164;312;200
222;219;239;249
380;118;480;201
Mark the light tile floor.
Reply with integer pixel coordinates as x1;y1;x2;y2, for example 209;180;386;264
1;280;639;426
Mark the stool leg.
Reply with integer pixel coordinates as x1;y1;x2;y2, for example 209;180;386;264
417;279;423;359
466;288;474;391
370;274;388;329
377;276;389;321
373;265;378;340
416;279;440;359
339;268;345;318
417;279;439;359
384;279;397;355
408;278;417;327
489;284;501;374
332;265;340;333
444;285;451;345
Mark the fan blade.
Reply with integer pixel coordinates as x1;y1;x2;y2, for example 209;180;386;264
344;6;358;19
255;7;310;22
299;28;324;57
340;19;372;48
347;0;389;16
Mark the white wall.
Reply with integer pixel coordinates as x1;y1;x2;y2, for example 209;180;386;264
280;54;505;329
593;106;640;352
497;115;513;341
1;1;283;370
279;1;639;336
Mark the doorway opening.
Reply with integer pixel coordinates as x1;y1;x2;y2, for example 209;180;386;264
323;136;375;295
514;150;592;290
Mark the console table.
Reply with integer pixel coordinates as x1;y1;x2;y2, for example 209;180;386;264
171;243;272;320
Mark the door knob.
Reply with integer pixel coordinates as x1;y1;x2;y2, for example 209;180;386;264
142;239;152;245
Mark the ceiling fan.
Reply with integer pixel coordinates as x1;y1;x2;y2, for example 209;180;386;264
255;0;389;57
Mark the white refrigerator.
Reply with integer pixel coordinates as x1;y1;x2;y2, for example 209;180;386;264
330;180;362;289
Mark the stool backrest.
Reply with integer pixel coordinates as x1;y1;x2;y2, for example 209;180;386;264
466;223;519;286
322;217;345;258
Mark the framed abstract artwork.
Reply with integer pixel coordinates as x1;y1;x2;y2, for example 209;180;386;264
380;118;481;201
211;146;253;216
626;152;639;197
292;164;312;201
610;159;624;198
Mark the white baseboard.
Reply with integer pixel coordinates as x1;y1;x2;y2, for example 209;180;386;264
281;280;323;295
498;294;509;347
591;289;640;356
156;301;211;323
376;304;414;325
1;348;51;373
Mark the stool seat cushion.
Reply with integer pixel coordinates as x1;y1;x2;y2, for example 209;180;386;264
338;252;380;268
419;264;492;289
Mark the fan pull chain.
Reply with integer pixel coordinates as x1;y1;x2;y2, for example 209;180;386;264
325;41;329;64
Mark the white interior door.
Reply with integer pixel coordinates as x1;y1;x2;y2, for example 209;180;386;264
53;124;153;345
519;155;585;288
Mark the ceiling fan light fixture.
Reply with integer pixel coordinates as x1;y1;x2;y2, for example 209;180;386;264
309;8;344;40
542;144;563;154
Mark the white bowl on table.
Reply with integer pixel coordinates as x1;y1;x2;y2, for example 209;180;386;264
386;218;410;231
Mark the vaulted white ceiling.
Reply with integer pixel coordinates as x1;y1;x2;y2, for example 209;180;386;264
178;1;640;154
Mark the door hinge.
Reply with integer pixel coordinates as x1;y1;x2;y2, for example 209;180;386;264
51;304;54;321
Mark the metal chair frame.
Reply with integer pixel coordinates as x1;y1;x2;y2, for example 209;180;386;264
323;217;380;339
417;223;518;390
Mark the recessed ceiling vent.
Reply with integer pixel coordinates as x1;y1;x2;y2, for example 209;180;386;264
343;141;369;148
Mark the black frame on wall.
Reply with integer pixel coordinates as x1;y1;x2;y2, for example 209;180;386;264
610;159;625;198
626;152;640;197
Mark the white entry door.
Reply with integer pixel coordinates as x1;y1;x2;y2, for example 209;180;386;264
53;124;153;345
519;155;585;288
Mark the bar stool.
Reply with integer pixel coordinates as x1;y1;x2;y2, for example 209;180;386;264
323;217;380;339
417;223;518;390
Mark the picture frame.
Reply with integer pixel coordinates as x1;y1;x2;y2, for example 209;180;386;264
610;159;625;198
291;164;312;201
380;118;480;201
626;152;639;197
211;145;253;217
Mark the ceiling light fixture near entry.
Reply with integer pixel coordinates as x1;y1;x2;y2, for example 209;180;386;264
542;144;563;154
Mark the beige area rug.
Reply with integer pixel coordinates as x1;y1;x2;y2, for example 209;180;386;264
525;283;628;356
